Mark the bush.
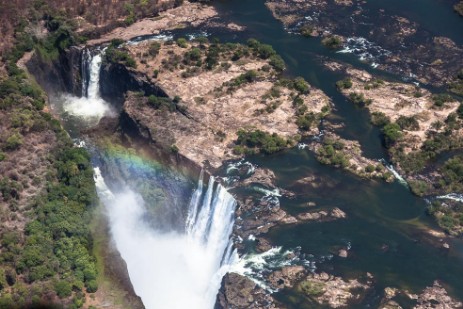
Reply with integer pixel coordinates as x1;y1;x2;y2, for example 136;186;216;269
296;113;317;131
336;78;353;89
300;25;315;37
54;281;72;298
176;38;188;48
396;116;420;131
317;140;349;168
170;144;179;153
148;41;161;56
147;95;175;111
382;123;402;147
348;92;372;106
105;46;137;68
322;36;343;49
269;55;285;71
228;70;258;88
257;44;276;59
293;77;310;94
4;133;23;150
110;38;125;47
432;93;454;107
365;164;375;173
370;112;390;127
235;129;288;154
85;280;98;293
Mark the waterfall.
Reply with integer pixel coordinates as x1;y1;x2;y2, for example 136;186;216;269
94;167;237;309
380;159;408;186
81;48;91;97
62;49;114;124
437;193;463;203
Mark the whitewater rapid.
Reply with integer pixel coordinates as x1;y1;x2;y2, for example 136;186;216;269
94;168;237;309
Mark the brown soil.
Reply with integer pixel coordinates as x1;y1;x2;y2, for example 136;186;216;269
87;2;220;45
123;41;331;168
337;66;459;152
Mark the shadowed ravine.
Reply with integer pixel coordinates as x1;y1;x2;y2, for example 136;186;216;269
51;48;240;309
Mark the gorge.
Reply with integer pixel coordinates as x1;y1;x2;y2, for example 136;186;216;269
1;0;463;308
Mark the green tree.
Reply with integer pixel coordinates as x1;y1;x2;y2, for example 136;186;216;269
382;123;402;146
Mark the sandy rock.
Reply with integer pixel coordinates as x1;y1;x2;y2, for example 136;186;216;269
298;272;371;308
338;249;348;258
414;281;463;309
268;265;306;289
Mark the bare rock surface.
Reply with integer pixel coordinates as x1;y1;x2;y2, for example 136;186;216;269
297;272;371;308
216;273;281;309
122;40;331;168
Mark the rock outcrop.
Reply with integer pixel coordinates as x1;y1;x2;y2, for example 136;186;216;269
215;273;281;309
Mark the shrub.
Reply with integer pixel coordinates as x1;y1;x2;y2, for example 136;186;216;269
269;55;285;72
148;41;161;56
396;116;420;131
296;113;317;131
176;38;188;48
432;93;454;107
110;38;125;47
336;78;353;89
247;38;260;49
348;92;372;106
105;46;137;68
300;280;325;296
382;123;402;147
365;164;375;173
257;44;276;59
293;77;310;94
235;129;287;154
170;144;179;153
147;95;175;111
85;280;98;293
183;48;202;64
4;133;23;150
300;25;315;37
370;112;390;127
322;36;343;49
54;281;72;298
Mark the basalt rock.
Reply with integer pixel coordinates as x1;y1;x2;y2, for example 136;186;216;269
100;62;168;107
215;273;281;309
27;46;83;96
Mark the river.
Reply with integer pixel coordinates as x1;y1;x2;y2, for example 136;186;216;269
45;0;463;307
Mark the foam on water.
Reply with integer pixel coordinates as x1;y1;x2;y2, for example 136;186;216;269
380;159;408;186
63;51;114;124
436;193;463;203
337;37;391;66
94;168;237;309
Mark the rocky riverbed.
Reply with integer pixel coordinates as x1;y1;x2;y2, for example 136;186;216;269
265;0;463;87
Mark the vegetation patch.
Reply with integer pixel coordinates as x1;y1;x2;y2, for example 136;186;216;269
321;35;343;49
233;129;289;155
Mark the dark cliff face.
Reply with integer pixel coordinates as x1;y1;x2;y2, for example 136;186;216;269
100;61;169;107
27;46;83;96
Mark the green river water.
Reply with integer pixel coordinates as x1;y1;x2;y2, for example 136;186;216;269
207;0;463;307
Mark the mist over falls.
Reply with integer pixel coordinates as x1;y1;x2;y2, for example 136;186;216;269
56;47;239;309
94;167;237;309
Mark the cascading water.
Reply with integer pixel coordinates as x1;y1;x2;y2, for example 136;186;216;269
94;167;238;309
61;49;114;125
